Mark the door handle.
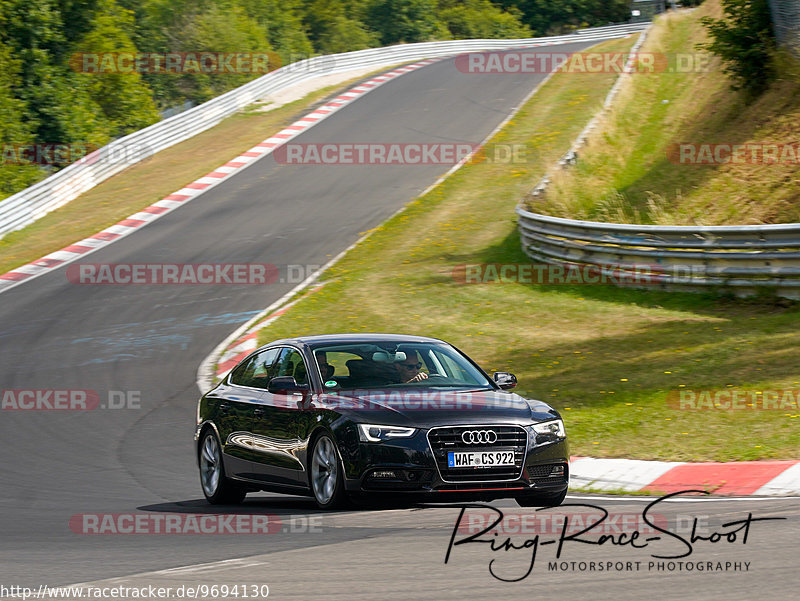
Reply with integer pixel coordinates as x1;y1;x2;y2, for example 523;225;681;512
253;407;265;417
219;403;231;414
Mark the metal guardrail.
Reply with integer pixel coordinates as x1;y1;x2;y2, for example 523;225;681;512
0;24;648;239
516;209;800;298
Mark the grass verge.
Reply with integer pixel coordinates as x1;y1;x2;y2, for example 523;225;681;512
253;31;800;462
0;69;393;275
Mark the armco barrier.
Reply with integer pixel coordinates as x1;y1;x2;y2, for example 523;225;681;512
516;209;800;298
0;25;647;238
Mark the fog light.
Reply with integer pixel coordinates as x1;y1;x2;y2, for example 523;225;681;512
551;465;565;476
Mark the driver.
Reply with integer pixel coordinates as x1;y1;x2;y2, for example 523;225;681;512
395;350;428;383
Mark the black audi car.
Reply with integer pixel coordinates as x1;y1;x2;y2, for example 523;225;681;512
195;334;569;509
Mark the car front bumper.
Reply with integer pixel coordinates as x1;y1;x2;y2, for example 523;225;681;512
339;426;569;502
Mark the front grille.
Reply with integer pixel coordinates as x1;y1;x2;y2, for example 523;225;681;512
528;462;569;484
428;425;527;482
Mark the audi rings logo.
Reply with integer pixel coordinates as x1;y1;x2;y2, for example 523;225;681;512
461;429;498;445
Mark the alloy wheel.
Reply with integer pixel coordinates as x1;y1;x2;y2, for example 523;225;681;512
311;435;339;505
200;433;221;497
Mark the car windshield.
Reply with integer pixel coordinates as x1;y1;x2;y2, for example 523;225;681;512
310;341;494;391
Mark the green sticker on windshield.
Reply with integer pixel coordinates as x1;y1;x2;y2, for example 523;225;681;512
324;380;337;387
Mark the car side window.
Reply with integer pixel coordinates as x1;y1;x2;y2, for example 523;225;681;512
435;352;465;379
229;347;280;389
274;348;308;385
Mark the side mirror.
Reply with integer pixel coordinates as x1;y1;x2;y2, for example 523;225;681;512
268;376;310;394
493;372;517;390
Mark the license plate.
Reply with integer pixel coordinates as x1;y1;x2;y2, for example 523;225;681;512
448;451;515;468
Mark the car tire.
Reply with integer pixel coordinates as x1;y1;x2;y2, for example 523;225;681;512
199;429;247;505
309;433;349;510
515;488;568;508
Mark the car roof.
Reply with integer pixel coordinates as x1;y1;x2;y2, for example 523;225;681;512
266;333;447;348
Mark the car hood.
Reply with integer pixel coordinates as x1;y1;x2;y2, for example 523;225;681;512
314;388;560;428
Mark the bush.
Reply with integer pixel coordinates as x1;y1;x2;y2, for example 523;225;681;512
700;0;776;96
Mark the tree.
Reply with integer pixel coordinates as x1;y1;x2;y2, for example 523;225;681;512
0;0;110;148
73;0;159;137
0;37;42;199
496;0;630;35
701;0;776;96
317;15;378;53
438;0;531;39
238;0;313;62
365;0;441;45
178;2;274;102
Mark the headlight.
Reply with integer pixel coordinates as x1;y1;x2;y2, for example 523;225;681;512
530;419;566;438
357;424;417;442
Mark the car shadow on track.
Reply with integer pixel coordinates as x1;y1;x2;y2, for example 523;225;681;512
138;496;426;516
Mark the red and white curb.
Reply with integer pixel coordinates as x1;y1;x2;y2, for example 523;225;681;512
570;456;800;496
0;59;441;296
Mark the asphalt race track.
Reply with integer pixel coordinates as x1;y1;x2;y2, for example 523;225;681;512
1;39;797;600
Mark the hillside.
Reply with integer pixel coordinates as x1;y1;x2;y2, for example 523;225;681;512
528;0;800;225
